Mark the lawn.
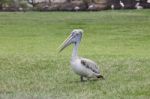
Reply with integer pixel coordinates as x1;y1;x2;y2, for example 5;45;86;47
0;10;150;99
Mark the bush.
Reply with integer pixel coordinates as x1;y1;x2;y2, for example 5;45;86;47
19;1;33;11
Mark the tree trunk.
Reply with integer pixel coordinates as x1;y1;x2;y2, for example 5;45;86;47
29;0;36;7
67;0;71;3
0;3;2;10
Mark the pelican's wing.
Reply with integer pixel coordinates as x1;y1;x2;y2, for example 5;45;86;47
80;58;100;74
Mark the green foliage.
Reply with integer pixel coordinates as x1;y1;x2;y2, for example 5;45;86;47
0;0;30;8
19;0;32;9
0;0;12;4
0;10;150;99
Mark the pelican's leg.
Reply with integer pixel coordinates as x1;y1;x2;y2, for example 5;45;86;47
80;76;84;82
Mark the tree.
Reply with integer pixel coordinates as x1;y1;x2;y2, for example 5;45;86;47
0;0;12;10
27;0;37;7
0;0;30;10
0;0;13;5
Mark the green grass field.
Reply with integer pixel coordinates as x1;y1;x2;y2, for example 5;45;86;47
0;10;150;99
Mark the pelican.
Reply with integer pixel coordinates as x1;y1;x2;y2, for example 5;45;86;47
74;6;80;11
135;2;143;9
120;0;125;8
59;29;104;81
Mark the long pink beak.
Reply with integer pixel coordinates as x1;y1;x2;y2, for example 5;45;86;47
58;34;73;52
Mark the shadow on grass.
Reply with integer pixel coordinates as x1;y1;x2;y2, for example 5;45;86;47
68;77;105;84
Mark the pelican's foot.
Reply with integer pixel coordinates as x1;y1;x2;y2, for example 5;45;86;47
80;76;84;82
80;76;88;82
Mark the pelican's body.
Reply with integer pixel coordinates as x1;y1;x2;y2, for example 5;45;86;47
59;29;104;81
71;57;100;78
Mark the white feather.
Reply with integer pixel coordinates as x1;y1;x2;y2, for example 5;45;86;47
71;57;100;78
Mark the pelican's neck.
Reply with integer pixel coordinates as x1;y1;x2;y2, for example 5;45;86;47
71;43;79;60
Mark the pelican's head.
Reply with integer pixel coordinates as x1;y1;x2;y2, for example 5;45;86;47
59;29;83;52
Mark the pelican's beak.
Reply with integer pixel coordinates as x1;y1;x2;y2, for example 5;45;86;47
58;34;73;52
